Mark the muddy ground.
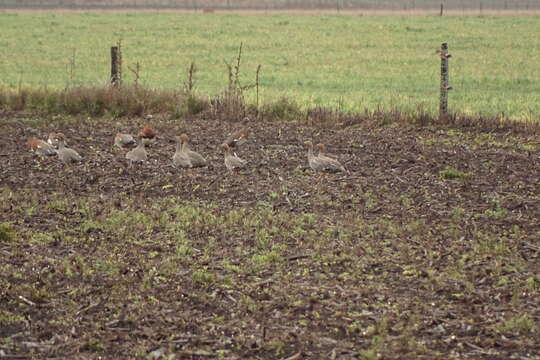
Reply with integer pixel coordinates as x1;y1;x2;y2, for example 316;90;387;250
0;113;539;359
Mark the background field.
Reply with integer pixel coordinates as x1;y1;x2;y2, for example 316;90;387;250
0;13;539;119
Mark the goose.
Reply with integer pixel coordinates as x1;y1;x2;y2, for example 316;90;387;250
305;141;345;173
54;133;82;164
138;124;157;146
180;134;207;168
47;132;63;149
125;137;147;165
222;144;247;171
316;143;347;173
222;117;250;150
305;141;325;172
27;137;56;157
114;133;136;148
138;124;156;140
172;135;192;169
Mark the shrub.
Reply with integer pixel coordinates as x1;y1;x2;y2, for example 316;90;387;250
183;94;209;116
0;85;184;117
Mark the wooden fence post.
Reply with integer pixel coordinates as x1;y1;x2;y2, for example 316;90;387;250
111;46;119;86
439;43;452;117
111;46;121;87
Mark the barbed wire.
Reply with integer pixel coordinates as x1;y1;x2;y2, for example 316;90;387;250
0;0;539;10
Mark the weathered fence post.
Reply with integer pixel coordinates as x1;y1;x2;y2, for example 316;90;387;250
439;43;452;117
110;46;121;87
439;2;444;16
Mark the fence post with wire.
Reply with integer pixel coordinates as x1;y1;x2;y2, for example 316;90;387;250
439;42;452;117
110;45;121;87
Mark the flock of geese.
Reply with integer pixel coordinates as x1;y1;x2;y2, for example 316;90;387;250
26;121;347;173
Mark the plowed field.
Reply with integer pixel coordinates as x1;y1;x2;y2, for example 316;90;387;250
1;113;539;359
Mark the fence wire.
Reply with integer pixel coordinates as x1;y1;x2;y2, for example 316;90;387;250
0;0;539;10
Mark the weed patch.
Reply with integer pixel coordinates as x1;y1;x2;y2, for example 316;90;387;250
0;222;15;243
439;166;470;180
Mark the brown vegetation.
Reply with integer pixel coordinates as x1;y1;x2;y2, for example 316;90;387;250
1;85;538;136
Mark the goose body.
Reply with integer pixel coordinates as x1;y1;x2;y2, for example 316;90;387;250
316;144;346;173
172;135;192;168
305;141;325;172
114;133;136;148
55;134;82;164
27;137;56;157
222;126;248;149
47;132;64;149
186;149;206;167
180;134;207;168
305;141;345;173
126;139;147;164
139;125;156;139
222;144;247;171
222;117;250;149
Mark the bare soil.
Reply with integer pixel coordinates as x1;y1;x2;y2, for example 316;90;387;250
1;113;539;359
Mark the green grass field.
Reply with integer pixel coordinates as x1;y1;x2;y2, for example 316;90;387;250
0;12;539;118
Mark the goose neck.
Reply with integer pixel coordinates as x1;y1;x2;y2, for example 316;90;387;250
175;141;182;153
307;145;314;158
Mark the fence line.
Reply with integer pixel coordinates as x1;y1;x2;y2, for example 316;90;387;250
99;41;535;118
1;0;539;11
2;39;537;117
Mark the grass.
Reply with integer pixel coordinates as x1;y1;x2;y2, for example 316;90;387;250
439;166;470;180
0;13;539;119
0;222;16;242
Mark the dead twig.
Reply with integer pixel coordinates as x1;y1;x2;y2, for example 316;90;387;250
178;350;215;357
330;175;365;182
207;172;226;188
282;352;302;360
252;278;274;288
287;254;310;261
76;300;101;316
464;342;495;355
523;242;540;252
0;352;33;359
18;295;36;306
